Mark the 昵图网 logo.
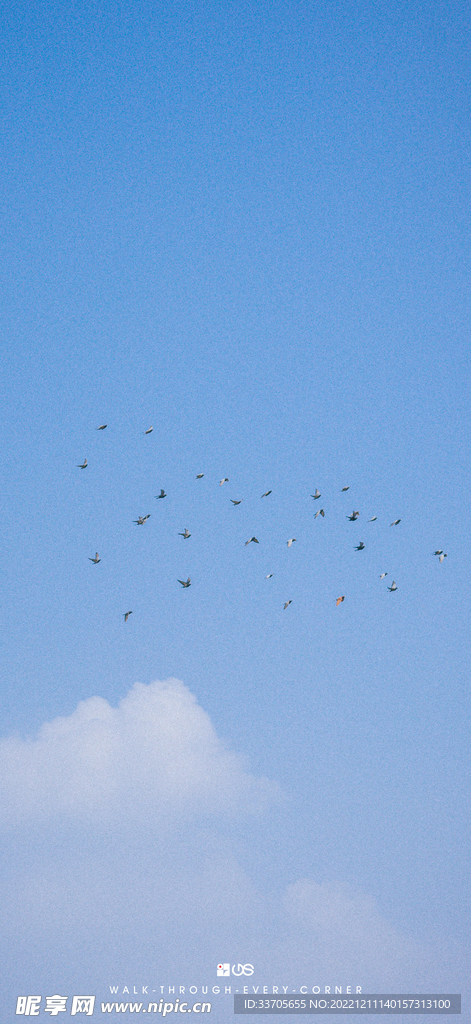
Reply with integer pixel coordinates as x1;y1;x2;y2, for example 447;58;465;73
217;964;254;977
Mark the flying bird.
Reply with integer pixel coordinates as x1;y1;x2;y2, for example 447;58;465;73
77;459;88;468
220;478;229;485
261;490;272;498
433;550;443;556
379;573;388;580
155;489;167;499
144;426;153;434
134;515;151;524
179;528;191;539
355;542;365;551
341;486;349;492
388;581;397;591
265;573;274;578
287;538;297;547
311;489;321;499
439;553;447;562
314;508;325;518
196;473;204;479
96;424;107;430
390;519;401;526
284;601;292;609
231;499;242;505
124;611;132;622
178;577;191;587
347;511;360;520
368;516;378;522
89;552;101;563
336;596;345;606
245;537;259;545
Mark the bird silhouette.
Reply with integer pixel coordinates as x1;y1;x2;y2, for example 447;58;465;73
311;489;321;499
284;601;292;609
124;611;132;621
390;519;401;526
261;490;272;498
96;424;107;430
388;581;398;591
134;515;151;524
179;529;191;539
220;478;229;486
231;499;242;505
341;486;349;492
265;573;274;579
355;542;365;551
144;426;153;434
336;596;345;606
196;473;204;479
314;509;325;518
89;552;101;563
439;553;447;562
178;577;191;587
379;573;388;580
155;489;167;499
287;538;297;547
347;511;359;521
77;459;88;469
245;537;259;545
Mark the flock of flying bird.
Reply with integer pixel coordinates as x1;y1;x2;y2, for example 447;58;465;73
78;425;448;620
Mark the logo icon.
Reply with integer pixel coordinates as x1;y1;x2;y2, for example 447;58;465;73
217;964;230;977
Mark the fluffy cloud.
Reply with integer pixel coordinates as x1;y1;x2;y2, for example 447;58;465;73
0;678;278;823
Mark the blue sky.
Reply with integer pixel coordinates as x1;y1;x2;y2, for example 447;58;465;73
1;0;470;1020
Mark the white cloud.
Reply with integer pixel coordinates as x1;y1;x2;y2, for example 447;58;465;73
0;678;278;823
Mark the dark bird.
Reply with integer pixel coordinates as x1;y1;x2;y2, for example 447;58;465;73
388;581;398;591
265;573;274;578
433;550;443;556
134;515;151;524
341;486;349;492
390;519;401;526
77;459;88;468
144;426;153;434
231;499;242;505
336;596;345;606
314;508;325;518
284;600;292;610
245;537;259;545
196;473;204;479
178;577;191;588
124;611;132;622
155;489;167;499
355;542;365;551
261;490;272;498
311;489;321;499
89;552;101;563
347;511;360;521
179;528;191;539
368;516;378;522
96;424;107;430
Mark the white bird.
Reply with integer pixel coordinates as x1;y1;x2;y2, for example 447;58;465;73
355;541;365;551
124;611;132;622
77;459;88;468
347;511;360;520
439;553;447;562
261;490;272;498
245;537;259;545
144;426;153;434
179;528;191;539
231;499;242;505
196;473;204;479
314;508;325;518
368;516;378;522
287;538;297;547
89;552;101;563
155;489;167;499
178;577;191;587
220;478;229;485
336;596;345;606
311;489;321;499
390;519;401;526
379;573;388;580
134;515;151;524
284;601;292;610
388;581;397;591
96;424;107;430
265;573;274;579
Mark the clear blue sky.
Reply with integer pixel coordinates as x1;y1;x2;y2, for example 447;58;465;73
1;0;470;1020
